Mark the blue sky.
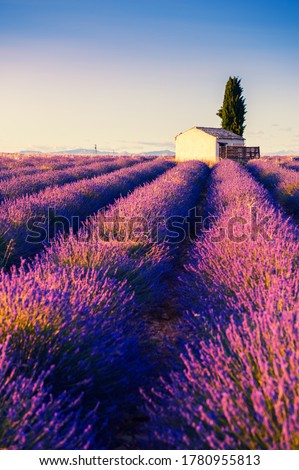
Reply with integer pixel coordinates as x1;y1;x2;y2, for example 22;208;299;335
0;0;298;154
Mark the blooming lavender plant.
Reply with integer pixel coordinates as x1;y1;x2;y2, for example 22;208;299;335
0;260;145;396
0;159;173;265
144;302;299;449
90;160;210;243
42;161;209;309
248;159;299;219
45;237;172;309
0;154;112;180
0;259;149;447
281;159;299;172
144;160;299;450
0;156;135;202
182;160;299;324
0;338;96;449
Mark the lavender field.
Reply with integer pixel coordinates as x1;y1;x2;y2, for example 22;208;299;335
0;154;298;450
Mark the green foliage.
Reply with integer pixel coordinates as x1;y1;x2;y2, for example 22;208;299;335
217;76;246;136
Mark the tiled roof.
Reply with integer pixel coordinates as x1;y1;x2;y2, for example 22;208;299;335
196;127;244;139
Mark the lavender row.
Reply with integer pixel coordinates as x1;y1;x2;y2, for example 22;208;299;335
185;159;298;327
281;159;299;172
90;159;210;244
0;156;135;202
247;159;299;218
0;159;172;266
0;155;122;181
0;337;96;449
0;161;208;448
39;161;209;440
0;153;114;169
0;260;146;449
145;160;299;449
44;161;210;306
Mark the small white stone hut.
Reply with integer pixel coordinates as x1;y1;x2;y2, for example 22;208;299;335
175;126;245;163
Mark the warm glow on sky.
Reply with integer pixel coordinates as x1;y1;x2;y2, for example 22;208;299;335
0;0;298;154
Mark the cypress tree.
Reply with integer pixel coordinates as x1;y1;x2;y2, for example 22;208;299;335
217;76;246;136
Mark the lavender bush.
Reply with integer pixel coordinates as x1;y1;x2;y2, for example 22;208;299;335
248;159;299;219
45;237;172;309
281;160;299;172
90;160;210;243
144;304;299;449
4;155;298;449
0;339;96;449
42;161;209;308
0;161;208;449
0;261;145;397
0;260;148;447
182;160;299;323
144;160;299;449
0;157;135;202
0;154;112;180
0;158;173;265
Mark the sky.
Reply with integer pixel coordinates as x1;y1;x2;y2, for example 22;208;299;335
0;0;298;155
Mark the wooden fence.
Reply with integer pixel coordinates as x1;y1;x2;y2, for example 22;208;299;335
219;146;260;162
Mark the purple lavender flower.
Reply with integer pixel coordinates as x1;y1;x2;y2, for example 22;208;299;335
0;158;173;265
0;156;137;202
0;337;96;450
144;160;299;450
248;159;299;219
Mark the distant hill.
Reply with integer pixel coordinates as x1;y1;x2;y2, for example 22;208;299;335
55;149;175;156
55;149;114;155
20;148;175;156
138;150;175;156
265;151;299;157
